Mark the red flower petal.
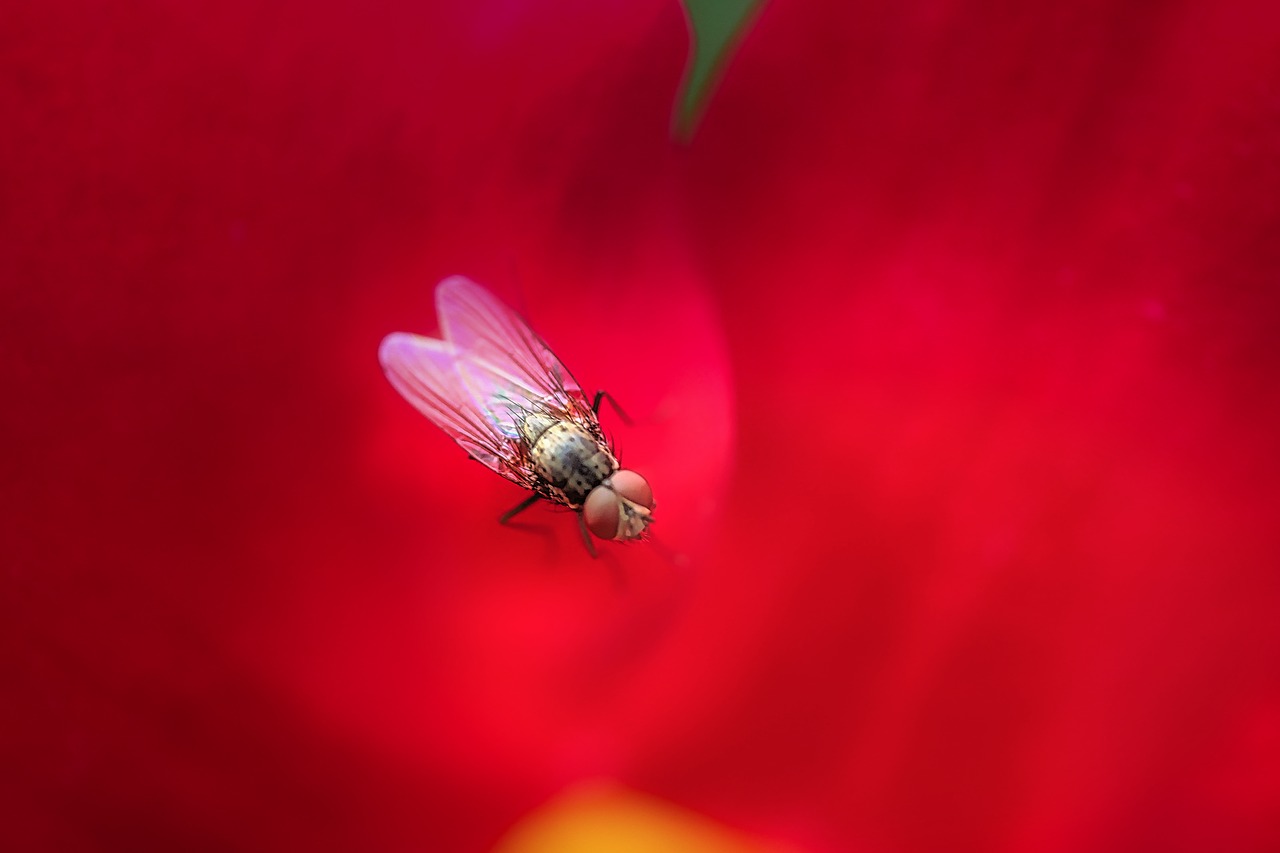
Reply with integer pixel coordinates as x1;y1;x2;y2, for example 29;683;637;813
3;2;1279;852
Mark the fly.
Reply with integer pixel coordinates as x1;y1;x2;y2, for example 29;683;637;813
378;276;654;555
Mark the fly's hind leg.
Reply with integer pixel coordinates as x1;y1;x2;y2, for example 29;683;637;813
591;390;632;425
499;494;541;525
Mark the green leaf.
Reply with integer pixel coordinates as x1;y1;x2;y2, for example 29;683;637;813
673;0;766;141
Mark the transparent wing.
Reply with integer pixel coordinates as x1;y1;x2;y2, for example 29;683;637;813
378;332;536;488
435;276;587;434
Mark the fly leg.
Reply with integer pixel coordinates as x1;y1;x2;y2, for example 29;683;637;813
499;494;541;525
501;496;599;559
591;390;632;425
576;513;599;558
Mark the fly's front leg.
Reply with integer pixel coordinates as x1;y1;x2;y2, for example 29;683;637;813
499;494;541;525
577;513;599;558
591;390;632;425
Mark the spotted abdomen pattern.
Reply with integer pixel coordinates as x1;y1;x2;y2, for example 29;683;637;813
527;420;617;507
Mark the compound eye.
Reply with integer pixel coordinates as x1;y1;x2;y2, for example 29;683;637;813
609;470;653;509
583;487;620;539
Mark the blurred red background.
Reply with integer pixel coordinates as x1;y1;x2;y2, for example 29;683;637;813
4;0;1280;851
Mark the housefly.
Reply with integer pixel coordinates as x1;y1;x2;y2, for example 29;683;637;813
379;276;654;555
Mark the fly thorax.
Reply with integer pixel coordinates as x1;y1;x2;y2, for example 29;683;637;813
517;412;559;447
530;421;617;507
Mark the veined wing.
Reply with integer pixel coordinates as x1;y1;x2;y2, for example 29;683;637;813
435;276;588;433
378;332;537;489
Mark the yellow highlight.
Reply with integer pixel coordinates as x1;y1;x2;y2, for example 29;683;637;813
493;782;795;853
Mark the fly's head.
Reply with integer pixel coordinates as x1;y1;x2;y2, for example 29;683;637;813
583;470;654;543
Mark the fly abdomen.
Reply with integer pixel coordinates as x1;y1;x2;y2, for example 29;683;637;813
529;421;616;507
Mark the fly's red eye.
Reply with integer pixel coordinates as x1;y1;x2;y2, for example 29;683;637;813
584;470;654;540
610;470;653;509
584;488;621;539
